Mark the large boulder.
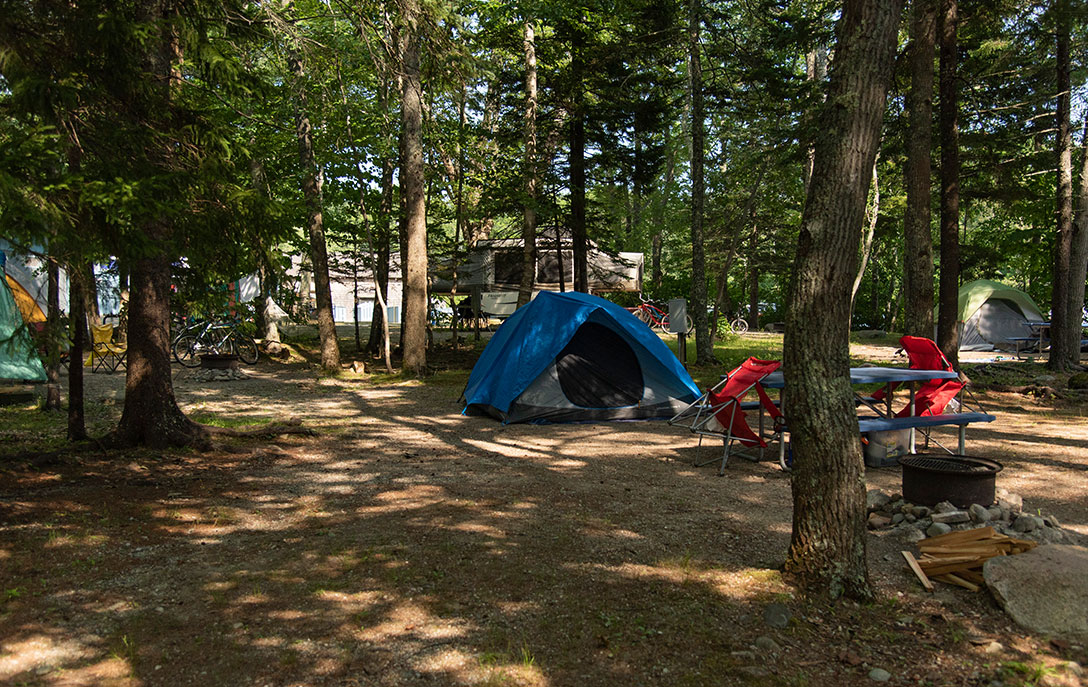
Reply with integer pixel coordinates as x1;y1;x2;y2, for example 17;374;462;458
984;545;1088;637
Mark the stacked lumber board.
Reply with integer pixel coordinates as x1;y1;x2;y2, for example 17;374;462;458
901;526;1037;592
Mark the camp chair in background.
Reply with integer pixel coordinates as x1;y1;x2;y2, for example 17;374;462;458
87;323;127;373
872;336;966;416
669;357;785;475
872;335;974;450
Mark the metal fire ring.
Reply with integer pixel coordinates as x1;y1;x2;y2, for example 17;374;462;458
898;455;1003;475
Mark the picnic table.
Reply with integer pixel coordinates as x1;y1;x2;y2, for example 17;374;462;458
754;367;994;467
1009;321;1050;359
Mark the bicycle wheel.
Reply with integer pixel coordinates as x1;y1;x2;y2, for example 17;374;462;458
231;333;259;365
173;334;203;367
634;307;653;325
731;318;749;335
658;313;693;334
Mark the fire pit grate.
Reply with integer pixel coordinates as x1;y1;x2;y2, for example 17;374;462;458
899;455;1001;474
899;454;1003;507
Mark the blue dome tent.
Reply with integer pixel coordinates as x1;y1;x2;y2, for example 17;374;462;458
462;291;699;424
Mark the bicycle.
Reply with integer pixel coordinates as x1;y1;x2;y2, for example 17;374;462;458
729;317;749;335
630;296;693;334
172;318;259;367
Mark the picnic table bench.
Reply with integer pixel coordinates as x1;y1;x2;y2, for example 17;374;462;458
857;411;996;455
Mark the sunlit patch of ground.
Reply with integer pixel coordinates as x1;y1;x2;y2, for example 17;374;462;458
2;343;1087;686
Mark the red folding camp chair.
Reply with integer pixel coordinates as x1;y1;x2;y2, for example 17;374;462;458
872;336;964;417
668;357;785;474
869;336;972;451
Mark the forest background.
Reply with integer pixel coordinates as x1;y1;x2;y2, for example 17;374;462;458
2;0;1088;600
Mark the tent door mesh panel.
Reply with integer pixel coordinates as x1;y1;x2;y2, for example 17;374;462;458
555;321;642;408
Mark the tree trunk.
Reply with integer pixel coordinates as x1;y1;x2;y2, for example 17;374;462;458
803;47;828;195
936;0;960;365
367;157;394;361
67;262;88;441
248;153;282;353
851;159;880;317
44;257;61;410
1049;0;1076;370
651;134;677;291
748;228;759;330
1069;112;1088;360
632;133;644;251
115;0;204;448
116;242;206;448
399;0;428;375
570;29;588;293
903;0;937;339
783;0;902;601
689;0;712;363
257;261;282;350
517;20;538;308
290;51;340;373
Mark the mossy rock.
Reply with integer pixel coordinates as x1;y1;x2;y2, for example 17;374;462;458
1068;372;1088;390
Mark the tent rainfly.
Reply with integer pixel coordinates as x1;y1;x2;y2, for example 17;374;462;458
462;291;699;423
944;279;1045;351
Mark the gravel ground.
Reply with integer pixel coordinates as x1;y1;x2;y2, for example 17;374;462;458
2;342;1086;687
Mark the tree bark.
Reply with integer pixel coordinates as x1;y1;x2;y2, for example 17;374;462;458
366;157;394;361
1069;112;1088;360
747;229;759;329
290;51;340;373
689;0;712;363
1049;0;1076;370
517;20;538;308
936;0;960;365
67;262;88;441
248;154;282;353
570;28;588;293
783;0;902;601
803;47;828;195
114;0;205;448
399;0;428;375
903;0;937;339
44;257;62;410
851;159;880;316
116;240;206;448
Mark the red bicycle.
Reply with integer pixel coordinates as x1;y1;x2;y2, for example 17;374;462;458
629;296;693;334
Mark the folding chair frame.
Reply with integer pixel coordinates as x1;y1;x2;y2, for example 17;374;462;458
669;359;784;475
89;324;127;374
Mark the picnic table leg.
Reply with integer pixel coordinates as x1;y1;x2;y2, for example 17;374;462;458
778;391;789;471
958;425;966;455
908;384;917;454
758;404;765;461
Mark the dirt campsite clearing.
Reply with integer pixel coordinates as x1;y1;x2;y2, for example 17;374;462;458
2;335;1087;687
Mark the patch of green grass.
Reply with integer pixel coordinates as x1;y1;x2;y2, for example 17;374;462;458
477;650;503;667
849;331;903;347
188;411;274;429
422;369;471;387
109;633;138;664
518;644;535;668
0;400;120;454
1000;660;1057;686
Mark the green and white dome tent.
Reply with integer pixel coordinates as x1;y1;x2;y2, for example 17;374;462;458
937;279;1045;351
